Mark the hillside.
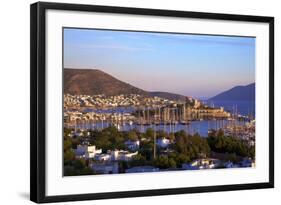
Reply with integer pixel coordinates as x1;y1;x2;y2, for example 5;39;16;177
64;68;186;100
209;83;255;101
64;68;148;96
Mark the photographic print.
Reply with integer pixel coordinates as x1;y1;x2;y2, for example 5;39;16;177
63;28;256;176
30;2;274;202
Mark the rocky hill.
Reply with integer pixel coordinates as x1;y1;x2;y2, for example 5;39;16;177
64;68;186;101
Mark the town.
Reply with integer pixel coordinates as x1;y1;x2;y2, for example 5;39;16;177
64;126;255;175
63;94;255;176
64;94;234;130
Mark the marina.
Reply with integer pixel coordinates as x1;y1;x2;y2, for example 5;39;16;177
64;97;255;137
66;118;250;137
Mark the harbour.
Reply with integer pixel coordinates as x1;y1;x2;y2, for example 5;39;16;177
64;96;255;137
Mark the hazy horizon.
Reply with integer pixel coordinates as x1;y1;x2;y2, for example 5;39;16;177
64;28;255;99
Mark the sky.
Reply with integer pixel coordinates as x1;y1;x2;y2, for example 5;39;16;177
64;28;255;99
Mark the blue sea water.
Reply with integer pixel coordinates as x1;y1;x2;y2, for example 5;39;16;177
74;120;247;137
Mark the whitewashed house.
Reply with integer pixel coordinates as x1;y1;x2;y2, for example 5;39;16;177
156;138;170;148
75;144;102;159
95;153;111;161
125;140;140;151
110;150;138;161
182;158;220;170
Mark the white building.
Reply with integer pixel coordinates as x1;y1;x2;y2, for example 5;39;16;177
156;138;170;148
75;144;102;159
194;99;201;108
95;154;111;161
110;150;138;161
182;158;220;170
125;140;140;151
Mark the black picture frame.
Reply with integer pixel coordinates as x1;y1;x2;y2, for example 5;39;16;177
30;2;274;203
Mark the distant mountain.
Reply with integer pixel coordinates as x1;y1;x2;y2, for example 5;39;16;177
209;83;255;101
64;68;186;100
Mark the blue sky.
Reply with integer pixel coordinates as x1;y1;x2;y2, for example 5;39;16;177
64;28;255;99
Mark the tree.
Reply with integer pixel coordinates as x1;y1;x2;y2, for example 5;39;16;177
207;134;254;158
64;137;72;152
89;126;126;151
145;128;154;140
153;156;169;169
64;127;72;137
127;130;138;141
173;131;210;161
168;158;177;168
217;129;224;137
73;159;86;170
64;149;75;162
153;156;177;169
168;133;175;142
129;154;146;167
79;167;93;175
139;141;154;161
176;153;191;166
157;130;168;139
